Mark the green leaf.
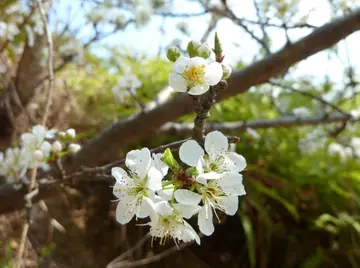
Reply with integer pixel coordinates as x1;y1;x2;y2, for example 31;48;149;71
161;148;180;173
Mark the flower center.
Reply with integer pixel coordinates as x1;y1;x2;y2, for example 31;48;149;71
182;64;206;88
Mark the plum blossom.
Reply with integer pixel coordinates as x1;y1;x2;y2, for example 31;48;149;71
145;199;200;245
112;74;142;103
169;56;223;95
0;147;29;182
179;131;246;176
111;148;167;224
174;172;245;236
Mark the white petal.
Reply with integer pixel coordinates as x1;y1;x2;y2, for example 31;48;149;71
173;203;201;219
205;130;228;156
197;171;221;182
40;141;52;156
173;56;188;73
125;148;151;179
136;199;151;218
115;199;136;224
174;189;202;205
217;173;246;196
152;153;169;177
111;167;132;188
169;73;187;92
198;205;214;236
154;200;173;216
141;196;157;222
112;182;125;199
179;140;204;167
183;221;201;245
189;56;206;66
225;152;247;173
218;196;238;216
157;185;174;201
204;62;223;86
147;166;163;191
188;83;209;95
32;125;46;139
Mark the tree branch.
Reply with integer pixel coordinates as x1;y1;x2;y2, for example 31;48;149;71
159;113;356;136
64;9;360;171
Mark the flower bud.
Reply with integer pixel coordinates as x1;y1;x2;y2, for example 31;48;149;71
197;43;211;59
58;131;66;137
187;40;201;58
166;46;181;62
221;63;232;79
66;128;76;138
52;141;62;153
69;143;81;153
33;150;44;161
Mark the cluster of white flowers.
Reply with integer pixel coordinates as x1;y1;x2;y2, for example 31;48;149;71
0;126;81;183
167;40;232;96
111;131;246;245
112;72;142;103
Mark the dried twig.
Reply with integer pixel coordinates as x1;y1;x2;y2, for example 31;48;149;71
15;1;55;266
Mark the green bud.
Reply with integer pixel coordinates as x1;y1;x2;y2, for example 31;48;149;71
187;40;201;58
214;32;224;62
196;43;211;59
166;46;181;62
161;148;180;173
221;63;232;79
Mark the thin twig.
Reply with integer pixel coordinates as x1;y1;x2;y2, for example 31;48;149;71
15;1;55;266
269;80;350;116
108;236;200;268
38;0;55;126
106;234;151;268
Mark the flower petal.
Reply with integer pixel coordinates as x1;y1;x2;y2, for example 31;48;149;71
125;148;151;179
179;140;204;167
205;130;228;157
217;173;246;196
183;221;201;245
115;198;136;224
188;83;209;95
173;203;201;219
204;62;223;86
218;195;238;215
197;171;221;182
152;153;169;177
111;167;132;188
157;185;174;201
154;200;174;216
173;56;188;73
169;73;187;92
225;152;247;172
174;189;202;205
198;205;214;236
189;56;206;66
147;166;163;191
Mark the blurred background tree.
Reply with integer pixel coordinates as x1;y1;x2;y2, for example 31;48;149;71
0;0;360;267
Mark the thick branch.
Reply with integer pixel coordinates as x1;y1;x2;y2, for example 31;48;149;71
65;9;360;171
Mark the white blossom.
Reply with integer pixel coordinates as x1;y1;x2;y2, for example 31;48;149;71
179;131;246;175
145;199;200;245
69;143;81;153
111;149;166;224
169;56;223;95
